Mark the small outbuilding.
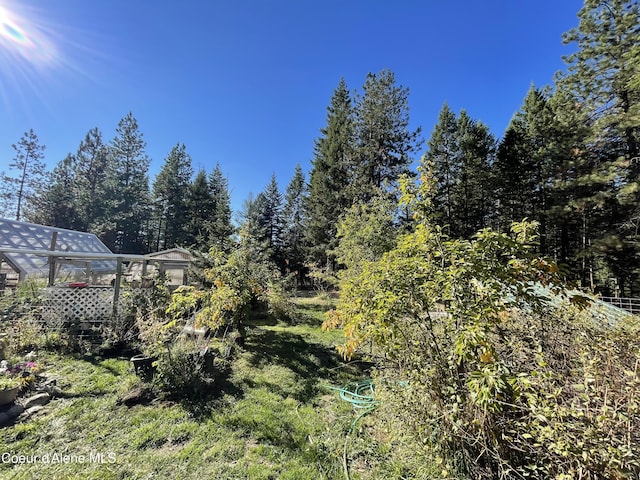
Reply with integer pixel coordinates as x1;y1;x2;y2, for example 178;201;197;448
0;218;116;288
127;247;193;287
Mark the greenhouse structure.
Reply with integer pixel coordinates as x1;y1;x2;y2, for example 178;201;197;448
0;218;192;323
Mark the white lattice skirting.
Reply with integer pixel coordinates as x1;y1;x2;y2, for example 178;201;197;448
40;286;145;323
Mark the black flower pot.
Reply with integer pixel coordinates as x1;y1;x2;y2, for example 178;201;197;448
130;354;157;380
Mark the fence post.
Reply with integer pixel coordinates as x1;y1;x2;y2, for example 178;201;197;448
112;257;123;318
48;232;58;287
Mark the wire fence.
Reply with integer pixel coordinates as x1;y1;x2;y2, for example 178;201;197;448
599;297;640;315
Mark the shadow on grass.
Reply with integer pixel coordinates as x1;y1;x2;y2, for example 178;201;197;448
296;302;334;313
174;360;246;419
243;327;368;399
73;353;126;377
245;311;279;327
288;312;326;328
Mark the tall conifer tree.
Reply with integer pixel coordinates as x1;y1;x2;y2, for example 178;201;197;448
456;111;495;236
556;0;640;292
28;154;78;229
207;163;234;251
282;164;307;284
425;106;493;238
0;129;46;221
352;69;422;200
493;119;533;232
74;128;109;232
558;0;639;169
425;104;459;234
100;113;151;253
152;143;193;250
186;169;215;251
306;78;355;267
257;174;284;268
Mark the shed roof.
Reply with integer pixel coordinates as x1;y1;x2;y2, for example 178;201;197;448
146;247;193;262
0;218;116;277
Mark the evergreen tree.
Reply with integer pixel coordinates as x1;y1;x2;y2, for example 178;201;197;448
100;113;151;253
207;163;234;252
456;111;495;236
547;90;614;288
27;154;78;229
425;104;459;234
152;143;193;250
74;128;109;232
235;192;273;267
558;0;639;171
493;119;533;232
0;129;46;221
352;69;422;200
518;87;562;253
257;174;284;268
556;0;640;292
239;193;266;246
425;106;494;238
305;78;355;267
186;169;215;251
282;164;307;284
492;85;612;288
493;87;556;238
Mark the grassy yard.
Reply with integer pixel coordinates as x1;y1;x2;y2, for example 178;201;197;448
0;295;398;480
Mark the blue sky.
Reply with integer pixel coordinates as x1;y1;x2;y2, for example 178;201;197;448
0;0;583;213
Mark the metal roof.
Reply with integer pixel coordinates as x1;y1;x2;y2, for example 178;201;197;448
0;218;116;277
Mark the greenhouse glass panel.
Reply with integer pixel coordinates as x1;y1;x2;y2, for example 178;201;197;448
0;218;116;278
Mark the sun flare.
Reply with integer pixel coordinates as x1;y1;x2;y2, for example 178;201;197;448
0;2;56;65
0;0;94;115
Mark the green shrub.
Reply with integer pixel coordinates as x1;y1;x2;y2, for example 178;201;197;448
153;340;217;399
120;274;175;356
325;164;640;479
168;242;294;335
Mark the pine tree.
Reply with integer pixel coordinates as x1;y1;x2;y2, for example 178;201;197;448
239;193;265;244
558;0;639;170
27;154;78;229
493;119;533;232
207;163;234;252
456;111;495;237
152;143;193;250
282;164;307;284
425;106;493;238
492;87;567;253
492;84;614;288
0;129;46;221
543;89;590;267
237;193;271;263
187;169;215;251
352;69;422;200
100;113;151;253
426;104;460;235
305;78;355;267
257;174;284;268
556;0;640;292
74;128;110;232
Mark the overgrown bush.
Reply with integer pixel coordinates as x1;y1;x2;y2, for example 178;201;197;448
0;281;72;355
325;165;640;479
120;274;174;356
506;306;640;479
153;339;216;399
168;236;294;337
